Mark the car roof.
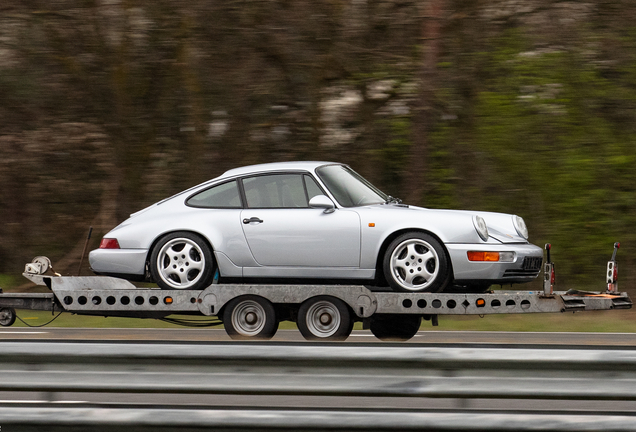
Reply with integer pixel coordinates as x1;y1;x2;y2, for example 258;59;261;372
219;161;338;179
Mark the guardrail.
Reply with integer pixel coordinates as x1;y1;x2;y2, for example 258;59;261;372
0;341;635;431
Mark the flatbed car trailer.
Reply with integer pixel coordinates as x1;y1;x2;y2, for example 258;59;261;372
0;244;631;341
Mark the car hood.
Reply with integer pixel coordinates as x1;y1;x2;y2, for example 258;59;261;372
369;204;528;244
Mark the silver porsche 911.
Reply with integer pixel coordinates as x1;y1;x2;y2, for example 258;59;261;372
89;161;543;293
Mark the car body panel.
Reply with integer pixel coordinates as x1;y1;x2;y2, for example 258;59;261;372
447;243;543;282
89;248;148;276
240;208;361;267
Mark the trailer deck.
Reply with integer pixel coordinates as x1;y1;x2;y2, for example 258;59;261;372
0;243;631;341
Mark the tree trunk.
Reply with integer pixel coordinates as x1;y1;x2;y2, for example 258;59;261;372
404;0;447;204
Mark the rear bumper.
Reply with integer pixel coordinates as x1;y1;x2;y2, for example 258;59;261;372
447;243;543;284
88;249;148;276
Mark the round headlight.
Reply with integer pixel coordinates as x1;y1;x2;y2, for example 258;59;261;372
473;215;489;242
513;215;528;239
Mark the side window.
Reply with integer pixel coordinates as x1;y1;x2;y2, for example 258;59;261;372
304;175;324;201
243;174;308;208
186;180;242;208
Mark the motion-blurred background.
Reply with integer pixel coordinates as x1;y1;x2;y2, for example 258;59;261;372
1;0;635;293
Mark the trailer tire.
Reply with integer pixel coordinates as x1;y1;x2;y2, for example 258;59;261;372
150;231;215;290
222;295;278;340
383;232;450;292
0;307;16;327
369;314;421;341
297;296;353;341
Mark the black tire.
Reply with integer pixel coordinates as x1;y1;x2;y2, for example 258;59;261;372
0;307;16;327
222;295;278;340
150;231;215;290
370;314;422;341
297;296;353;341
383;232;451;292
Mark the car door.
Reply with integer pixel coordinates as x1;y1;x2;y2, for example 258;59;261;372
240;173;361;267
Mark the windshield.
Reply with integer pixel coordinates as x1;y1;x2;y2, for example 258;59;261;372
316;165;388;207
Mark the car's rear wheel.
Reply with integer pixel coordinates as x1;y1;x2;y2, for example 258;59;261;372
297;296;353;341
150;231;215;290
383;232;450;292
369;314;422;341
222;295;278;340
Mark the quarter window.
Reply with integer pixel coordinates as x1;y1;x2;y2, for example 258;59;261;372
304;175;324;201
186;180;242;208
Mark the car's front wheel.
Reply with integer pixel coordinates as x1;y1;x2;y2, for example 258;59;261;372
383;232;450;292
150;231;215;290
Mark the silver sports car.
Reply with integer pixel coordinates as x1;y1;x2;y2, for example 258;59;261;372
89;161;543;293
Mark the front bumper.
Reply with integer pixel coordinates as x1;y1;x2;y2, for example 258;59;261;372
446;243;543;284
88;248;149;276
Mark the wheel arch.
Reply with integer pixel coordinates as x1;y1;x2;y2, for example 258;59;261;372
374;228;454;286
145;230;216;280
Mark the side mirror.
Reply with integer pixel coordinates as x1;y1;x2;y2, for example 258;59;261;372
309;195;335;214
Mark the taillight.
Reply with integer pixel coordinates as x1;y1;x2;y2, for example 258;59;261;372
99;238;121;249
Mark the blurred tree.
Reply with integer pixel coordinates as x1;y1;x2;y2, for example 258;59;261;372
0;0;635;292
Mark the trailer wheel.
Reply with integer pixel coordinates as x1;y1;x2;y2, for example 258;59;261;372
0;308;16;327
383;232;450;292
369;314;421;341
150;231;215;290
222;295;278;340
297;296;353;341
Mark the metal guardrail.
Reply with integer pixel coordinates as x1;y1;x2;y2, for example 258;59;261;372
0;342;636;431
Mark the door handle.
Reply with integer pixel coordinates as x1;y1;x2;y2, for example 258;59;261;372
243;217;264;224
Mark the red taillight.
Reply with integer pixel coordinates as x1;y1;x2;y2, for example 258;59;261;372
99;238;121;249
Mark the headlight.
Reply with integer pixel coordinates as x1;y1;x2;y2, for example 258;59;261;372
513;215;528;239
473;215;489;241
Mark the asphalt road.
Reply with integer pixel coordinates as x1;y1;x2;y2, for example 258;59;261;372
1;327;636;347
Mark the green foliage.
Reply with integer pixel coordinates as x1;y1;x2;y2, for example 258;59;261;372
428;25;636;287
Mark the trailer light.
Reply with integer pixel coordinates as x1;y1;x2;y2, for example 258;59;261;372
476;298;486;307
467;251;499;262
99;238;120;249
164;296;173;305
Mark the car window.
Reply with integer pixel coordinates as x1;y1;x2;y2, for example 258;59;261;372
186;180;242;208
304;175;324;201
243;174;308;208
